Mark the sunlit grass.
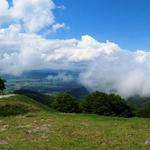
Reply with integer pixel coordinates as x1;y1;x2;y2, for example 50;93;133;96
0;95;149;150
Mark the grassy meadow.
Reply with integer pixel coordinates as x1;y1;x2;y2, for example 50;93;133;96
0;95;149;150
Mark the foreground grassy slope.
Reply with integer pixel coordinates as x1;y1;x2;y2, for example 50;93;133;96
0;95;52;112
0;95;149;150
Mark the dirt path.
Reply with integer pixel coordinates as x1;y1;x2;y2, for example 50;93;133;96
0;94;15;99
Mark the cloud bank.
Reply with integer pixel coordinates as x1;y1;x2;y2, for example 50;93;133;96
1;0;150;98
80;50;150;98
0;25;119;74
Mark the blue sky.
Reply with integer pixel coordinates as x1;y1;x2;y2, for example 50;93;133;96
6;0;150;50
1;0;150;97
52;0;150;50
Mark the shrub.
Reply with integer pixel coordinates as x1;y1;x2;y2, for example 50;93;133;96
137;103;150;118
82;91;133;117
0;78;6;93
52;92;80;113
0;103;36;117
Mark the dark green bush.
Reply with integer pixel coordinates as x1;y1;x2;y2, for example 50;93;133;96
0;103;36;117
82;91;133;117
52;92;80;113
0;78;6;92
137;103;150;118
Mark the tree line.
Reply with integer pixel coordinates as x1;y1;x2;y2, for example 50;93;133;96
49;92;134;118
1;77;150;118
50;92;150;118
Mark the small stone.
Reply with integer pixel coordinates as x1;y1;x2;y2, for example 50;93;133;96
3;125;9;128
0;140;8;145
144;139;150;145
0;128;7;132
26;130;32;134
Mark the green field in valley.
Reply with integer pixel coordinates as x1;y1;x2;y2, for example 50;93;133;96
0;95;149;150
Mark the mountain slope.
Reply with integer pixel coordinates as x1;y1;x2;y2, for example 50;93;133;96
14;89;57;108
0;94;53;114
0;95;149;150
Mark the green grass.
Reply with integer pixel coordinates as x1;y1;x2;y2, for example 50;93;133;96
0;95;149;150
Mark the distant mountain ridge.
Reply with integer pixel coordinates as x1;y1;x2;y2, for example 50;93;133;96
128;96;150;107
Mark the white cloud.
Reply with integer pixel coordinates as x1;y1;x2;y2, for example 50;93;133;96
44;23;69;36
56;5;66;10
11;0;55;32
0;0;67;33
1;0;150;98
0;0;10;22
80;49;150;98
47;73;73;82
51;23;69;33
0;25;119;75
1;24;150;97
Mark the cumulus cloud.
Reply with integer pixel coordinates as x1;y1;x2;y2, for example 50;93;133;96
1;0;150;98
51;23;69;33
1;24;150;97
80;49;150;98
11;0;55;32
0;0;66;33
0;25;119;74
44;23;69;36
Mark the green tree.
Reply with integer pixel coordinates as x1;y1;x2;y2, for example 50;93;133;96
52;92;80;113
82;91;133;117
138;103;150;118
0;78;6;93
